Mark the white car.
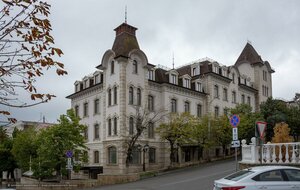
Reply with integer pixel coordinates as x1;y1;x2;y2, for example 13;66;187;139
213;166;300;190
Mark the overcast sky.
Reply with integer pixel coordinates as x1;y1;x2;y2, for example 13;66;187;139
2;0;300;123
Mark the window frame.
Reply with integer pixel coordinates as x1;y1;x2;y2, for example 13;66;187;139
171;99;177;113
94;99;100;114
137;88;141;106
133;60;138;74
108;146;117;164
83;102;89;117
129;87;134;105
94;150;99;164
94;123;99;139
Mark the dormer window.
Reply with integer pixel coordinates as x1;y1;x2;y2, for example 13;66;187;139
84;80;89;89
133;60;138;74
183;78;190;88
75;83;80;92
196;82;202;92
171;74;177;85
213;65;219;73
95;74;100;84
148;70;154;80
192;68;196;76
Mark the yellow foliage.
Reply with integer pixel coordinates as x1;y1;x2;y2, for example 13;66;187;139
271;122;293;143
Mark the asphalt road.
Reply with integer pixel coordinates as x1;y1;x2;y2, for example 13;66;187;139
83;158;236;190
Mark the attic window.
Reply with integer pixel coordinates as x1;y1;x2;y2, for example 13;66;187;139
192;68;196;76
148;70;154;80
196;82;202;92
84;80;88;89
183;78;190;88
95;74;100;84
133;60;138;74
171;74;177;85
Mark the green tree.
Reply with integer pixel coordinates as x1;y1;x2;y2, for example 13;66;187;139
33;109;86;180
0;131;17;181
286;105;300;141
0;0;67;122
214;115;232;157
157;113;192;166
231;104;263;142
260;97;288;141
12;127;38;171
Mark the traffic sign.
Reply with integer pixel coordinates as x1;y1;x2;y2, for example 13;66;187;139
230;115;240;128
256;121;267;138
231;140;240;148
232;128;238;141
66;157;73;170
66;150;73;158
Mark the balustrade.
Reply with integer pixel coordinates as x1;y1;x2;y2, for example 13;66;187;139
241;138;300;165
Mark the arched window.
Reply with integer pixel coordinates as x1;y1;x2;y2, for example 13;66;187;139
137;88;141;106
129;117;134;135
148;122;154;138
108;118;112;136
130;146;141;164
94;151;99;163
108;88;112;106
74;105;79;117
108;146;117;164
94;99;100;114
133;60;138;74
129;87;134;105
171;99;177;113
111;61;114;74
94;124;99;139
114;117;117;135
114;86;117;105
184;101;190;113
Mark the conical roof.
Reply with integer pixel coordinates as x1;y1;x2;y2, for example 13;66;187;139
235;42;263;64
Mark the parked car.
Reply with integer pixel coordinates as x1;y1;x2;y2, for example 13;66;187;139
213;165;300;190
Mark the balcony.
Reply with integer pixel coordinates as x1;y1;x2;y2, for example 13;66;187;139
240;137;300;165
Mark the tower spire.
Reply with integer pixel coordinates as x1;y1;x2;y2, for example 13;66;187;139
125;6;127;23
172;52;175;69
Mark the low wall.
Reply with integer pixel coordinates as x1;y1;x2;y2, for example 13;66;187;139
97;173;139;185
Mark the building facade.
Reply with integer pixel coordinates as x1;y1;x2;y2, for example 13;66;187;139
66;22;274;174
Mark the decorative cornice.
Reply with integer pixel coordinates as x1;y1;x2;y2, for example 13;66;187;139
238;83;258;93
66;83;103;99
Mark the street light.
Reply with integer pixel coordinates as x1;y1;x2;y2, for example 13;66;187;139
137;144;149;171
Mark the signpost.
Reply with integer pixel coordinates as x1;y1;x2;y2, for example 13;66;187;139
66;150;73;179
230;114;240;171
256;121;267;164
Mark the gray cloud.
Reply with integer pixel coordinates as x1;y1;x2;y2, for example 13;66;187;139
1;0;299;122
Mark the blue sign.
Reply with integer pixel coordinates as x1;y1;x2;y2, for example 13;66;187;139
230;114;240;128
66;150;73;158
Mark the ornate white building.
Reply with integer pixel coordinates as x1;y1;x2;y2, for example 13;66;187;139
66;22;274;175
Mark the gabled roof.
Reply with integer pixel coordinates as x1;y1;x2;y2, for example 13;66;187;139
235;42;263;64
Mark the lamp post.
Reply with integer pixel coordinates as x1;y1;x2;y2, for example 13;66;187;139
137;144;149;172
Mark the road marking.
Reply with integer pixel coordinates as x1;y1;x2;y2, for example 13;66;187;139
159;169;234;187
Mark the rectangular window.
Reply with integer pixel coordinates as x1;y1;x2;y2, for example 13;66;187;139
192;67;196;76
108;89;112;106
108;119;112;136
74;105;79;117
114;87;117;105
148;70;154;80
241;94;245;104
197;104;202;117
223;88;228;101
131;146;141;164
114;118;117;135
94;151;99;163
184;78;190;88
171;99;177;113
214;106;219;117
137;88;141;106
108;147;117;164
148;122;154;138
171;74;177;84
148;95;154;111
95;74;100;84
149;148;156;163
232;91;236;103
214;85;219;98
129;117;134;135
94;124;99;139
196;82;202;92
83;102;88;117
94;99;99;114
184;101;190;113
84;80;88;89
84;127;88;140
247;96;251;106
129;87;134;105
232;73;235;83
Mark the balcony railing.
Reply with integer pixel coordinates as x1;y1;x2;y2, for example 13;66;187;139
241;138;300;165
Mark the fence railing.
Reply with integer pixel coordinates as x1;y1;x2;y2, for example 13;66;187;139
241;138;300;165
